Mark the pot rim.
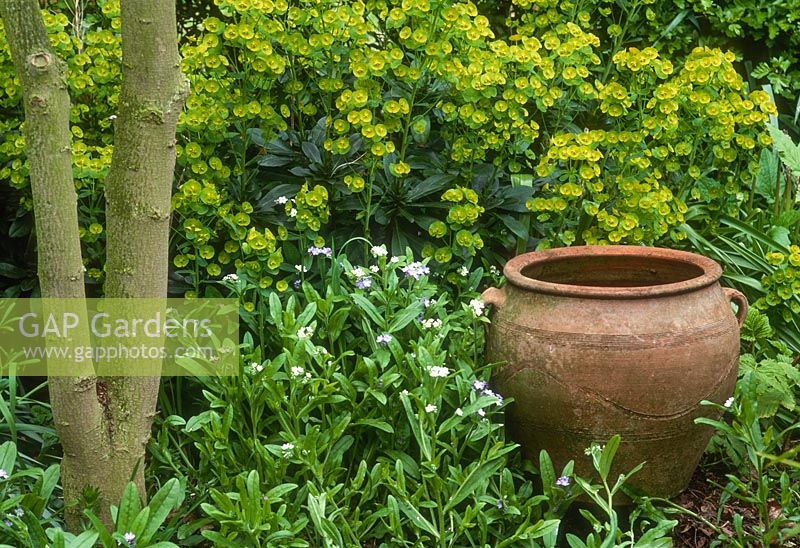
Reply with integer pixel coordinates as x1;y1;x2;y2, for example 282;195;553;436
504;245;722;299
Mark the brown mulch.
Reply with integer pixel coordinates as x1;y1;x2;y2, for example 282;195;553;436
672;463;799;547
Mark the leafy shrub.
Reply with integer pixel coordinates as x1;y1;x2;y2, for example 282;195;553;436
696;388;800;546
152;250;565;545
0;438;185;548
0;2;120;286
685;0;800;103
0;441;61;547
0;0;779;296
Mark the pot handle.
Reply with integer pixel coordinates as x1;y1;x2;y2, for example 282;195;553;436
724;287;748;328
481;286;506;311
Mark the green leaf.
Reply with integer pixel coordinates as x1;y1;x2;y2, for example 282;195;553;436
184;410;214;433
653;9;689;45
268;292;283;329
326;308;351;339
768;124;800;176
19;509;49;546
69;531;101;548
387;302;423;332
754;149;780;203
720;217;789;252
257;154;292;167
387;495;402;535
401;395;431;461
140;478;183;543
0;441;16;475
406;174;455;201
351;293;385;329
444;457;505;512
301;141;322;164
115;482;142;533
511;174;534;187
244;470;261;529
355;419;394;433
201;530;241;547
307;492;344;547
599;435;621;482
528;519;561;540
566;533;589;548
47;529;66;548
83;510;115;547
499;214;530;239
539;450;556;498
634;519;678;546
130;507;151;538
265;483;297;500
396;496;439;538
0;263;27;279
296;302;318;327
769;226;791;247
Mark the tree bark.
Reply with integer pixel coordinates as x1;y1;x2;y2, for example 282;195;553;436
0;0;108;528
102;0;188;510
1;0;186;529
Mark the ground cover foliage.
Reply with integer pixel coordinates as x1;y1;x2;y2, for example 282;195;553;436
0;0;799;545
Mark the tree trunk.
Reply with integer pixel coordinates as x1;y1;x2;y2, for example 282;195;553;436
1;0;186;529
101;0;188;510
0;0;108;528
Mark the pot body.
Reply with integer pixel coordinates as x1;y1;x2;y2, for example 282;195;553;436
484;246;745;497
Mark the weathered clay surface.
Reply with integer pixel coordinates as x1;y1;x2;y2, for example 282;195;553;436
483;246;746;497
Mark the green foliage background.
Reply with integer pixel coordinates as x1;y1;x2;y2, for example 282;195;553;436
1;0;800;544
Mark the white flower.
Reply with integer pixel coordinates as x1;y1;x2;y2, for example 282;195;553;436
429;365;449;378
390;256;401;264
489;265;500;276
123;532;136;544
352;266;366;277
370;265;380;273
108;114;117;121
425;403;437;413
421;318;442;330
458;265;469;277
376;333;393;345
289;208;297;217
13;507;23;517
400;389;409;396
724;397;734;408
297;326;314;339
250;362;263;373
294;264;309;273
281;442;294;457
455;408;463;417
469;298;485;317
0;469;7;480
371;244;388;257
222;273;239;282
291;366;305;377
401;261;430;280
275;196;288;205
355;276;372;289
477;408;486;417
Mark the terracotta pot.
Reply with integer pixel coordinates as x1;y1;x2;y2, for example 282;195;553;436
482;245;746;497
